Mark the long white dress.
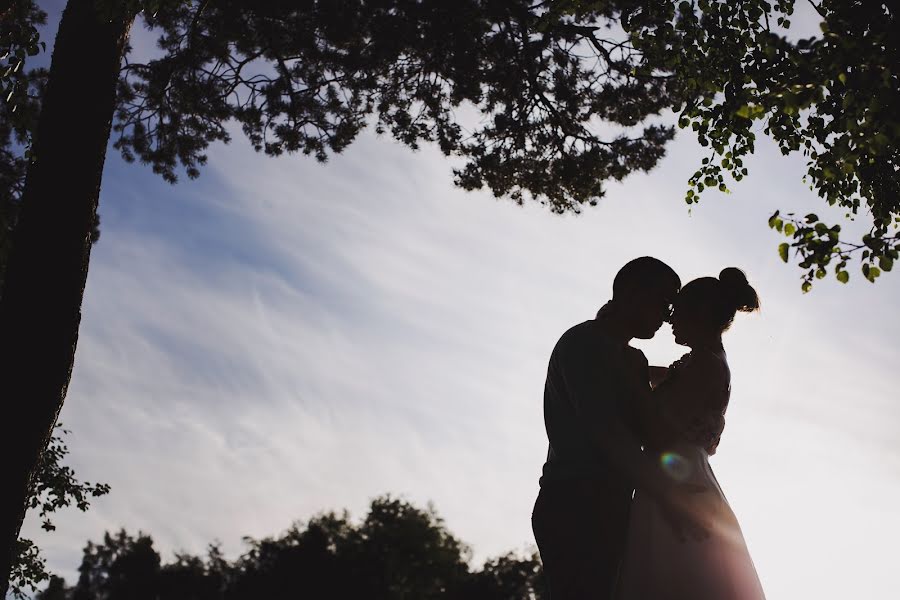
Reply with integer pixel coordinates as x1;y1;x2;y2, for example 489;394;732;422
617;350;766;600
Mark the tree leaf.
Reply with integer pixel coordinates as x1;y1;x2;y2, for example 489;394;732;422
868;266;881;281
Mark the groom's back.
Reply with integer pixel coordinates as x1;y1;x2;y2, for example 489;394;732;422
540;319;635;489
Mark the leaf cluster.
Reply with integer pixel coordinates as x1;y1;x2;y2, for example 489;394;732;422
113;0;677;211
10;425;111;599
617;0;899;290
0;0;47;296
0;0;45;128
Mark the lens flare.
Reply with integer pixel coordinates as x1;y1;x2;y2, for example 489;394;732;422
660;451;692;481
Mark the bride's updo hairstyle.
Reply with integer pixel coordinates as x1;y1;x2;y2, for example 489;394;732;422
676;267;760;333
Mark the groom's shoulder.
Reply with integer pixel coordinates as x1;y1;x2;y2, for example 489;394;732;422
560;319;596;338
624;345;648;365
555;320;601;351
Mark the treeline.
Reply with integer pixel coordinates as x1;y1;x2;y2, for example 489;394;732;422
36;496;544;600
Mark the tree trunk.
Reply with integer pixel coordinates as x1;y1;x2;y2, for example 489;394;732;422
0;0;133;593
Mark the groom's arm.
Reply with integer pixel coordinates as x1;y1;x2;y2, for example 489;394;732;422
559;335;671;498
560;337;710;542
623;350;690;449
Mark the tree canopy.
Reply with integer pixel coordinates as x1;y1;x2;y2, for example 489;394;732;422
36;496;544;600
5;1;896;292
112;0;676;209
59;0;900;291
606;0;898;290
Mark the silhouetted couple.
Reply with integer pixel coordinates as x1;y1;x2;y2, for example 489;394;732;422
532;257;766;600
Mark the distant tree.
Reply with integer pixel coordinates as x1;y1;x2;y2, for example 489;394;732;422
227;496;473;599
458;552;545;600
58;495;543;600
156;550;228;600
345;496;472;598
72;530;160;600
224;513;354;599
35;575;71;600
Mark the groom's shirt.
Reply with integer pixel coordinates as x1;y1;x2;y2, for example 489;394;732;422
540;319;644;488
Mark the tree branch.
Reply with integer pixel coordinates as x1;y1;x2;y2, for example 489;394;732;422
805;0;826;19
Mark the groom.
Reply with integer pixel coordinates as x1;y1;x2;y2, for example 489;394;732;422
532;257;682;599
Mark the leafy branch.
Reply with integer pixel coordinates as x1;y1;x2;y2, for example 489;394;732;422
770;210;900;291
9;424;110;599
617;0;899;290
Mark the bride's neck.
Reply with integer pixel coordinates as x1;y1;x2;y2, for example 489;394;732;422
689;333;724;353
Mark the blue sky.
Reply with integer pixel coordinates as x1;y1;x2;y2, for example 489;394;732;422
19;3;900;599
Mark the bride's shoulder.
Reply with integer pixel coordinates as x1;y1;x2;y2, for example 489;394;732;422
673;349;729;383
666;351;693;374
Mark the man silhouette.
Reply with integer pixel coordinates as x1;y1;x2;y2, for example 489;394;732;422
532;257;682;599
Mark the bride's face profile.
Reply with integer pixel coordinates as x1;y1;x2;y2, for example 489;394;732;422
670;302;712;347
670;277;733;348
670;307;690;346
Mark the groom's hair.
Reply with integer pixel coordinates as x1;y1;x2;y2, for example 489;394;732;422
613;257;681;298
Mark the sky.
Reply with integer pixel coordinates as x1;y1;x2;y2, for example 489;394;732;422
17;2;900;599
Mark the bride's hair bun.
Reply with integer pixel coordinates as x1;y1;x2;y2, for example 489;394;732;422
718;267;760;313
676;269;760;333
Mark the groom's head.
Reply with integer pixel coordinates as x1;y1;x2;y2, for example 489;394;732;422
611;257;681;339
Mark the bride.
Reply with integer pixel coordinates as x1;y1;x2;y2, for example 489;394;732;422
617;268;766;600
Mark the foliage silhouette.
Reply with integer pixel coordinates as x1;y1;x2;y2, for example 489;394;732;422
0;0;896;592
35;575;69;600
593;0;898;290
37;496;544;600
9;425;109;599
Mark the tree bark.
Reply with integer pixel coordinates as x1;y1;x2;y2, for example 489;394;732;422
0;0;133;594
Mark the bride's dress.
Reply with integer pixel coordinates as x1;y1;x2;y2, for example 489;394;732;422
617;350;765;600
